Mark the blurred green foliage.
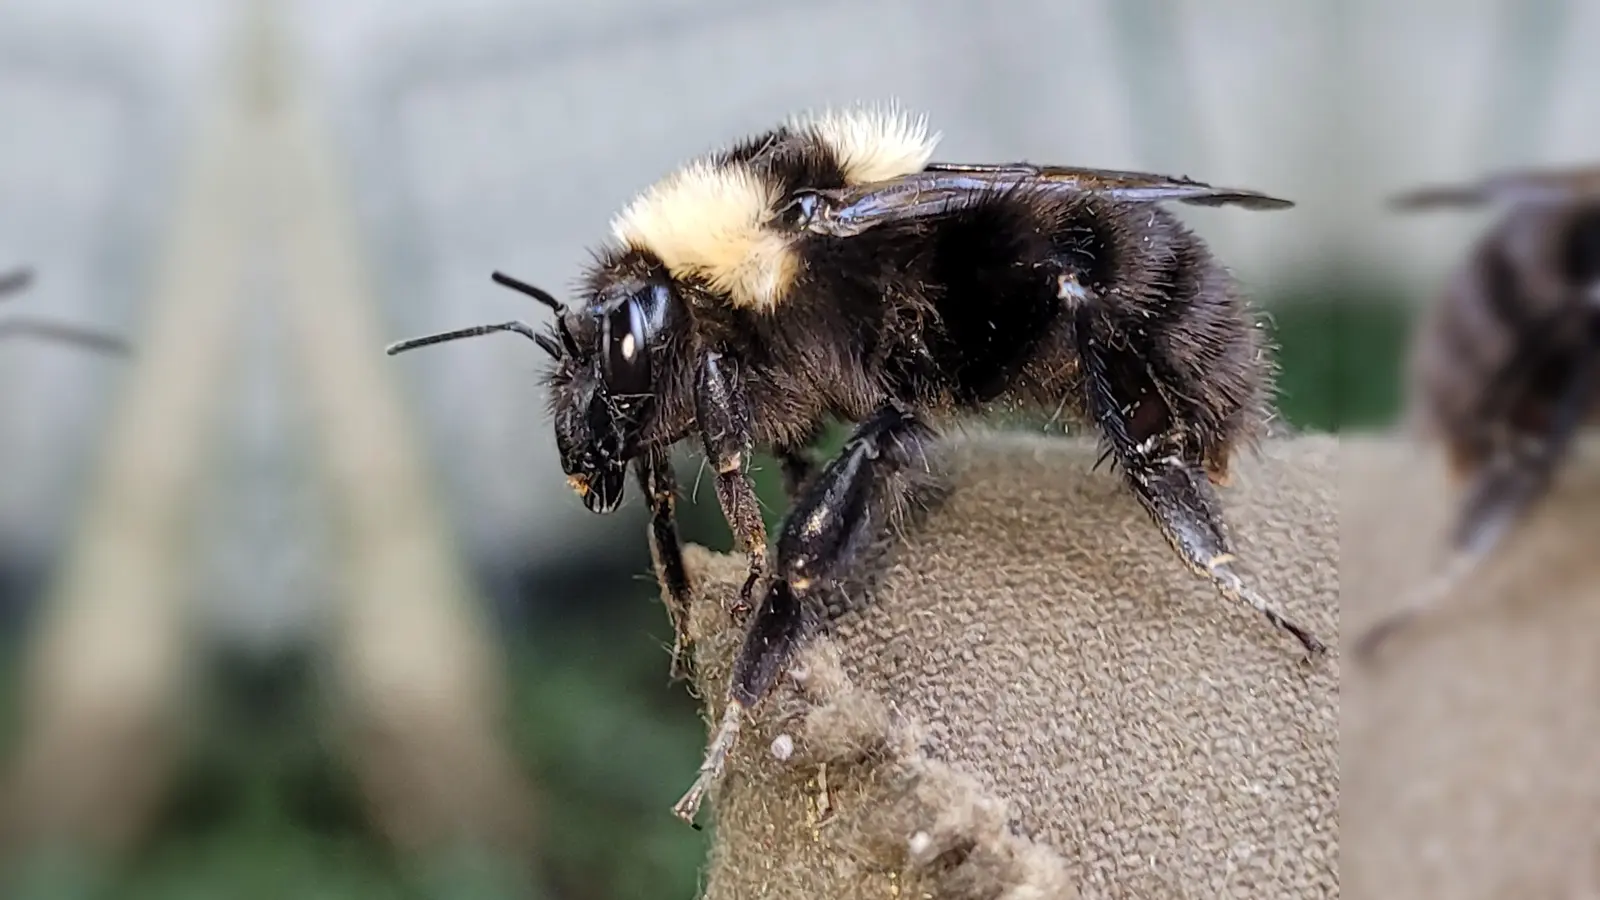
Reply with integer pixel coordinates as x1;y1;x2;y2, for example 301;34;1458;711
1268;284;1414;432
0;291;1413;899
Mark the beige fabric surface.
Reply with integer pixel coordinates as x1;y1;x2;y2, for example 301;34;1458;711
1341;435;1600;900
674;430;1339;900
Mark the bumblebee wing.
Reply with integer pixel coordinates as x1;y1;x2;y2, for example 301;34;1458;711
795;164;1293;237
924;162;1296;209
1390;165;1600;210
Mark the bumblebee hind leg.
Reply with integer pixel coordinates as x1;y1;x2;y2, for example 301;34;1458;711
672;401;933;824
1354;340;1600;661
1071;304;1327;657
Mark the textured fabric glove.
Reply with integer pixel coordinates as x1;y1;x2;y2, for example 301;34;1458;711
672;431;1339;899
1344;436;1600;899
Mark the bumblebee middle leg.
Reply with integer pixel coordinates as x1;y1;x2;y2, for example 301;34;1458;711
696;350;768;619
1071;304;1327;656
672;401;932;823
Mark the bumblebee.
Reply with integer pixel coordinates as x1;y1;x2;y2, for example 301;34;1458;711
1354;165;1600;659
0;268;129;353
385;105;1321;822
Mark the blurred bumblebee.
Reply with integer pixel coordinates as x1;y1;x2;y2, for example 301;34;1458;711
0;268;129;354
385;105;1321;822
1354;165;1600;659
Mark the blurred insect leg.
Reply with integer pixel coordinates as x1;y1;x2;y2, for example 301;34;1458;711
634;450;694;679
696;350;768;618
1444;441;1489;485
1351;552;1479;662
672;401;931;824
776;424;826;500
1355;342;1600;661
778;448;816;500
0;318;131;354
1072;306;1327;656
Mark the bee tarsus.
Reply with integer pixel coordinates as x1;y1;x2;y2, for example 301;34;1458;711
636;448;695;680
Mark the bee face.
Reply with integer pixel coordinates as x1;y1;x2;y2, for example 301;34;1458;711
548;276;685;513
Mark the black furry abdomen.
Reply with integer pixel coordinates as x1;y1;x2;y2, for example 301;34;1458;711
920;194;1068;402
785;188;1270;466
791;190;1092;407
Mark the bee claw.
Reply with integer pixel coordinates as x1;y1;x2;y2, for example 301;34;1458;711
1352;550;1482;666
1352;610;1414;663
1205;557;1327;657
730;571;761;621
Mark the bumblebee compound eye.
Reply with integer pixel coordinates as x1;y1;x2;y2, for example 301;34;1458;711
602;296;651;397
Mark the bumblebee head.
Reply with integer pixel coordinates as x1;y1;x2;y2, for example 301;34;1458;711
546;271;688;513
384;269;688;515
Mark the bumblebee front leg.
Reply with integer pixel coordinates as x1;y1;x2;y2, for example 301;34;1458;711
696;350;768;618
1072;306;1327;657
634;448;694;679
672;401;931;824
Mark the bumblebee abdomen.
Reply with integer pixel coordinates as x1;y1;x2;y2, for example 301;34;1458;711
918;193;1068;403
793;189;1274;457
1406;207;1592;456
961;192;1272;461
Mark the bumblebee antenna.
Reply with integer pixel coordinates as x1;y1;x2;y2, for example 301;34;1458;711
491;270;566;314
490;270;579;355
384;320;562;359
0;268;34;296
0;319;131;354
0;268;130;354
384;270;580;360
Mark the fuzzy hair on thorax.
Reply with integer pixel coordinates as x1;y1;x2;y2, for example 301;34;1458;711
608;104;940;313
